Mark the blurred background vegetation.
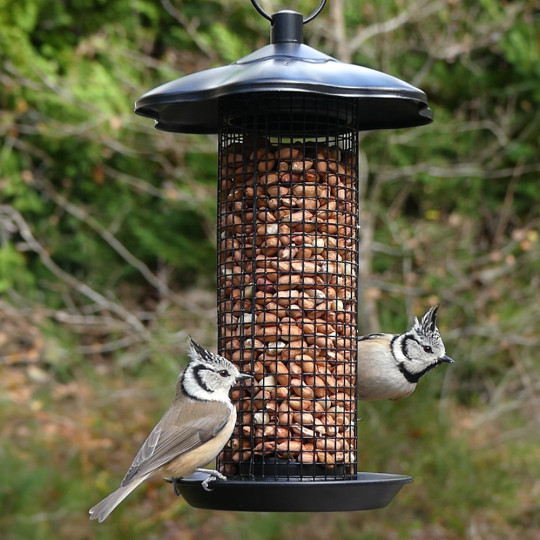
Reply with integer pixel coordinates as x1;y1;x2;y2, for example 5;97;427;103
1;0;539;538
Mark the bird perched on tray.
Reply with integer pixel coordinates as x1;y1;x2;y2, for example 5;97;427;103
89;338;252;522
357;306;453;401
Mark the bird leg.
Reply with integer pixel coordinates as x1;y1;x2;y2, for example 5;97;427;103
195;468;227;492
171;478;182;496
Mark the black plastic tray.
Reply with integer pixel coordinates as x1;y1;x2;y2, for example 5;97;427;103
171;472;412;512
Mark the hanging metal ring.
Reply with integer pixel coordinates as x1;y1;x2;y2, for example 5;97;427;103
250;0;327;24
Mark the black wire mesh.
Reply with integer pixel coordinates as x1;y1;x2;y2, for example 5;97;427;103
216;92;359;481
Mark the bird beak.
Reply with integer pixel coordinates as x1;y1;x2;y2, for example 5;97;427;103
441;355;454;364
236;373;253;381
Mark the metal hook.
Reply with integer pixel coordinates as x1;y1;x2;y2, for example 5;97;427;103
303;0;327;24
250;0;272;21
250;0;327;24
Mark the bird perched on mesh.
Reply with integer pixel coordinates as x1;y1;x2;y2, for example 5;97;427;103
357;306;453;401
89;338;251;523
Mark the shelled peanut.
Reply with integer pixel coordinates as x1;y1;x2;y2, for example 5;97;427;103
217;139;358;475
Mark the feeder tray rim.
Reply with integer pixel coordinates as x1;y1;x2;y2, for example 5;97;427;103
169;471;413;512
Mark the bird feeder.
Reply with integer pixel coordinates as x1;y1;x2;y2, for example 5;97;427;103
135;0;431;512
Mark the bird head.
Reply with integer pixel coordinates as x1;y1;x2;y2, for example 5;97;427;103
180;338;252;401
397;306;454;382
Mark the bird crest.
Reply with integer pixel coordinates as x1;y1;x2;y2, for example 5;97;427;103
412;305;441;341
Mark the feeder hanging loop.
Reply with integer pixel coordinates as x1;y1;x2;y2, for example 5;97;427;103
250;0;327;23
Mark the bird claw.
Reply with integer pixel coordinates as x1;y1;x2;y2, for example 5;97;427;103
168;469;226;494
201;478;214;492
195;468;227;492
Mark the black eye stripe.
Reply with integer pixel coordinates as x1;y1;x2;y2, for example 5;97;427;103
403;334;421;359
403;334;436;358
193;364;214;393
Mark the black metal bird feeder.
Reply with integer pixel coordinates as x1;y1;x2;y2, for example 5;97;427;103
135;0;431;512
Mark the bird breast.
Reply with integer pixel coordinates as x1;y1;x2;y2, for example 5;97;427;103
357;338;416;401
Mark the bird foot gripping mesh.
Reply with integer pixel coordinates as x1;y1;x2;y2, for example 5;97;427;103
216;93;359;481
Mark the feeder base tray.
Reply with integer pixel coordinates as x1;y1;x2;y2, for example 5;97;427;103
169;472;412;512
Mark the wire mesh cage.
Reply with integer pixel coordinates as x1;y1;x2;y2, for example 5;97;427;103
216;92;359;481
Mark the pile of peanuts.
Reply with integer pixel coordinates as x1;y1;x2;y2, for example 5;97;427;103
217;138;358;476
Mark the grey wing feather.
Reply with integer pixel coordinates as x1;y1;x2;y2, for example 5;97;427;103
121;399;230;486
121;423;163;485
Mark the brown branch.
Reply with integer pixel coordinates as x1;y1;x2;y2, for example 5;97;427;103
373;162;540;183
38;179;174;299
348;0;447;55
0;205;148;336
160;0;218;63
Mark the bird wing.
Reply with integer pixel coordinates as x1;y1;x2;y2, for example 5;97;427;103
121;398;231;486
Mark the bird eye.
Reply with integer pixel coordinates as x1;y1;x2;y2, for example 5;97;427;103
218;370;229;378
423;345;433;353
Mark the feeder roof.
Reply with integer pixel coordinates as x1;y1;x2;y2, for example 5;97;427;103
135;25;432;134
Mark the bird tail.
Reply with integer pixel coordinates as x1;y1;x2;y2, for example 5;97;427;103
89;476;146;523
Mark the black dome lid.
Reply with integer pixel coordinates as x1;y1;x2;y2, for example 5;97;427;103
135;10;432;134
